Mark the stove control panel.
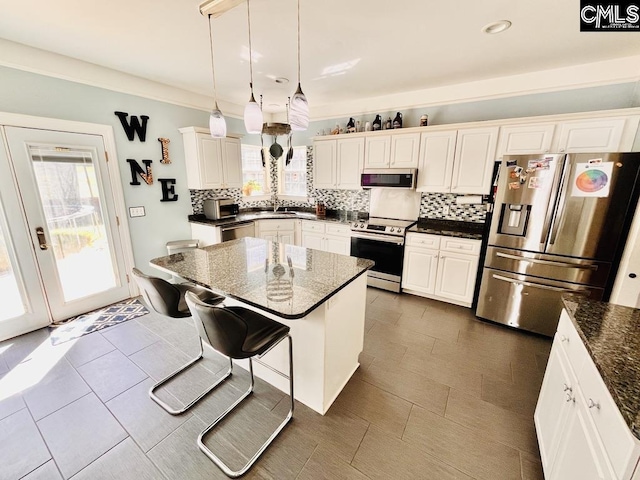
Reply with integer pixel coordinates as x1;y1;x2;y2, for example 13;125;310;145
350;222;405;235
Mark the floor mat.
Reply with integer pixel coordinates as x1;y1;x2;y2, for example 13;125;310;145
49;298;149;345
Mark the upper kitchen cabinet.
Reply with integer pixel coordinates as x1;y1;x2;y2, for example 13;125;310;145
364;133;419;168
180;127;242;189
313;137;363;189
416;131;457;193
364;135;391;168
390;133;420;168
555;117;639;153
418;127;498;194
497;123;556;159
450;127;499;194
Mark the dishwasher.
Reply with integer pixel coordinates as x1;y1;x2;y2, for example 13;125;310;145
220;221;255;242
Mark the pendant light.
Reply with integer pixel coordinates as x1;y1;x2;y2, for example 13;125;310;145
289;0;308;131
243;0;263;134
207;14;227;138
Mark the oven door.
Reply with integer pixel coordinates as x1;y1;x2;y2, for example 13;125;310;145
350;232;405;279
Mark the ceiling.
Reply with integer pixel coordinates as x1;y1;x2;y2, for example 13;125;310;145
1;0;640;117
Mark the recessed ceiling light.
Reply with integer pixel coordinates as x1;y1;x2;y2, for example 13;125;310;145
482;20;512;34
275;77;289;84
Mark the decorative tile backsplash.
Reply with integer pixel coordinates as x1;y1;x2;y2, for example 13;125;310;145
419;193;487;223
189;145;485;223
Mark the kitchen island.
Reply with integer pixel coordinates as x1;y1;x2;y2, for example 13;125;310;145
535;295;640;479
150;237;373;414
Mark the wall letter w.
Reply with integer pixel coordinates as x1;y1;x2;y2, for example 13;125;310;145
114;111;149;142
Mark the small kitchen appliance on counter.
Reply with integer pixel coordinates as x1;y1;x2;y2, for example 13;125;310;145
203;197;239;220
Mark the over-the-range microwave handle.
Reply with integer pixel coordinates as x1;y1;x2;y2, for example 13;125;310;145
491;273;591;293
547;154;573;246
495;252;599;270
540;154;569;247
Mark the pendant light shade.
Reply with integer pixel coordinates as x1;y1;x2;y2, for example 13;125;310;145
209;104;227;138
289;83;308;131
207;15;226;138
243;0;263;134
244;87;263;134
290;0;308;131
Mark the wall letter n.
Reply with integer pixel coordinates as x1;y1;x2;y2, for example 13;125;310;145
127;159;153;185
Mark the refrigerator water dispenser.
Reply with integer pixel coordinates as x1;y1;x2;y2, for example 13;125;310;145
498;204;531;236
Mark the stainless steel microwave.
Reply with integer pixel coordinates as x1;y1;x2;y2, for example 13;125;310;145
203;197;239;220
360;169;417;189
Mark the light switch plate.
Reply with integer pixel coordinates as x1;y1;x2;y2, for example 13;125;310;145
442;205;450;215
129;206;146;217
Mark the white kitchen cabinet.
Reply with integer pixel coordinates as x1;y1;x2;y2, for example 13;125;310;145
402;233;480;307
313;140;337;189
336;138;365;189
556;117;628;153
416;131;457;193
313;138;363;189
434;251;479;304
180;127;242;189
255;219;296;245
450;127;499;194
390;133;420;168
497;123;556;158
535;310;640;480
190;222;221;247
300;220;351;255
364;135;391;168
416;127;498;194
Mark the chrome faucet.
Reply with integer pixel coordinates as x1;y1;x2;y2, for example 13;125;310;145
271;193;279;213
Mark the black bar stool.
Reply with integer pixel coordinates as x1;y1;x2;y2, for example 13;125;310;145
131;268;226;414
185;291;294;478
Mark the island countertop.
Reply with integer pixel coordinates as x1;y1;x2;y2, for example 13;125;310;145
562;295;640;440
150;237;374;320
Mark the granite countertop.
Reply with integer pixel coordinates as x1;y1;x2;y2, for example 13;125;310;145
408;219;486;240
188;209;364;227
562;295;640;440
150;237;374;319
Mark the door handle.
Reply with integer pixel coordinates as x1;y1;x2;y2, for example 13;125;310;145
35;227;48;250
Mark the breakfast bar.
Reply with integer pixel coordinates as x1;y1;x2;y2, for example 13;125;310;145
150;237;374;414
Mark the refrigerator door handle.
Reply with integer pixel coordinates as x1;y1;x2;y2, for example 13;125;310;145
539;154;568;246
548;155;573;246
491;274;590;293
495;252;599;270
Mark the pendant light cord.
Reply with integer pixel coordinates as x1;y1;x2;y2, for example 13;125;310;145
207;15;219;107
247;0;255;93
297;0;301;84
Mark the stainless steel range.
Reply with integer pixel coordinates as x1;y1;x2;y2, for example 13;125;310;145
350;189;421;292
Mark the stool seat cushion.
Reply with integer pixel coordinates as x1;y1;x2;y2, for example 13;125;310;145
186;295;290;360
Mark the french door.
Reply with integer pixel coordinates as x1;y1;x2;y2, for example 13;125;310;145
0;126;131;340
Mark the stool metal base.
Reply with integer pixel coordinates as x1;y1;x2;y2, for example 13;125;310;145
149;338;233;415
197;334;294;478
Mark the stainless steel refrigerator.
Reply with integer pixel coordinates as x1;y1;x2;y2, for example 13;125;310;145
476;152;640;336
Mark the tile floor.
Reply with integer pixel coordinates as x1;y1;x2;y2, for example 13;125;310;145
0;288;551;480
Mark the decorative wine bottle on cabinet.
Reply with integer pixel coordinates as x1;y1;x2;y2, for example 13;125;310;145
346;117;356;133
393;112;402;129
372;115;382;131
385;117;392;130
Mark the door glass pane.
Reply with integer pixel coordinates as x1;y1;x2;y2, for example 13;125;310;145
29;146;117;302
0;198;26;321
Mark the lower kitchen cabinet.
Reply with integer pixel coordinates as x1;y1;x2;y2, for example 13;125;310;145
256;219;296;245
300;220;351;255
535;310;640;480
402;233;480;307
190;222;221;246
